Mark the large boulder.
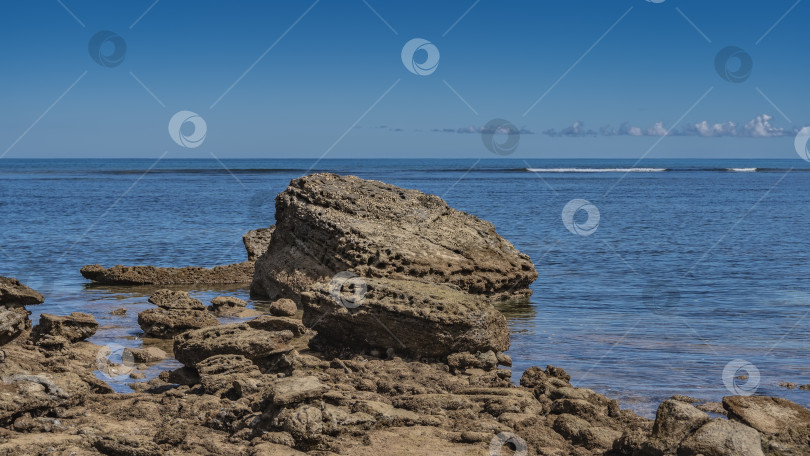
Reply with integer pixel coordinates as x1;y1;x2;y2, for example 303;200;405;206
32;313;97;347
243;227;274;261
0;277;44;307
301;276;509;359
723;395;810;452
677;419;763;456
250;173;537;301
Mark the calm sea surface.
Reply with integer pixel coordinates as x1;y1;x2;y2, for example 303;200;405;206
2;158;810;417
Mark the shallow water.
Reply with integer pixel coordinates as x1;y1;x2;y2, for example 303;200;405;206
2;158;810;418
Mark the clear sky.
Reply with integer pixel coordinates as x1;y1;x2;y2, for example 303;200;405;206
1;0;807;159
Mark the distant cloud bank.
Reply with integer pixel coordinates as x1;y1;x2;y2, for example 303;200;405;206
543;114;797;138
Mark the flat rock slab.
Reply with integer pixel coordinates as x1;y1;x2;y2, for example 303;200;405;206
250;173;537;301
137;308;218;338
302;276;509;359
80;262;254;285
723;395;810;435
0;277;44;307
148;290;205;310
173;323;294;368
269;375;328;406
123;346;167;363
33;313;97;347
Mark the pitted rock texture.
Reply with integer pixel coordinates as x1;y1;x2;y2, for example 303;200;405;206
250;173;537;301
302;276;509;359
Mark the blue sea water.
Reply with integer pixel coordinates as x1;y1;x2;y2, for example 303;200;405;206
2;158;810;417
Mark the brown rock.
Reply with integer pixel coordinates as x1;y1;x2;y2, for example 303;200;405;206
0;277;44;307
137;308;218;338
250;173;537;301
723;395;810;450
267;375;328;406
32;312;97;347
268;298;297;317
243;226;274;261
247;315;307;337
0;307;29;345
148;289;204;310
302;276;509;359
123;346;167;363
651;399;709;448
209;295;248;316
677;418;764;456
80;262;254;285
173;323;294;368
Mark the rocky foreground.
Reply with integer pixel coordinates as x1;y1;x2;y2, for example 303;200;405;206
1;173;808;455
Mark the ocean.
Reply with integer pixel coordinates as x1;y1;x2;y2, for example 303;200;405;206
2;158;809;417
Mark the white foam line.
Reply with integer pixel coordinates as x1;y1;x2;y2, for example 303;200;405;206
526;168;667;173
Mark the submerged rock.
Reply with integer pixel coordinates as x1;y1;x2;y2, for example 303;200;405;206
251;173;537;301
32;312;97;347
243;226;274;261
302;276;509;359
80;262;254;285
0;277;44;307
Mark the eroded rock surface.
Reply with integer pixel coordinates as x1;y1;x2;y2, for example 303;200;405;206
0;277;44;307
80;262;254;285
137;308;218;338
243;226;274;261
251;173;537;301
32;312;97;348
302;276;509;359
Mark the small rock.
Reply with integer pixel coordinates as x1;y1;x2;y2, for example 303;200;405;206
148;289;205;310
0;276;44;307
779;381;797;390
268;375;328;405
110;307;126;316
129;372;146;379
651;399;710;447
243;227;275;261
159;367;200;385
123;346;167;363
268;298;297;317
0;307;29;345
209;296;248;316
32;312;97;347
799;384;810;391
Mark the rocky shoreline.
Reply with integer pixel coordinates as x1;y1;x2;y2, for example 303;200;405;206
1;173;808;455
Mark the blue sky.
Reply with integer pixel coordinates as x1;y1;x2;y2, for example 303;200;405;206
0;0;807;159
